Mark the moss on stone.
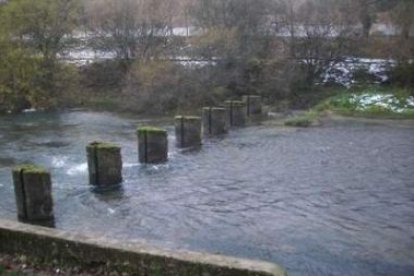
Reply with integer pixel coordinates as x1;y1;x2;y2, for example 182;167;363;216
137;126;167;134
12;164;48;174
224;100;246;107
87;141;120;150
242;95;261;100
203;107;226;111
175;116;201;121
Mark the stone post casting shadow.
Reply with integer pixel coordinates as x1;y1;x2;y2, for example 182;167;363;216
86;141;123;188
225;100;247;127
137;127;168;163
175;116;202;148
12;164;54;227
202;107;228;136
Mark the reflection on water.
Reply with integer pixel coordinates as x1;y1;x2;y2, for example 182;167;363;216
0;110;413;276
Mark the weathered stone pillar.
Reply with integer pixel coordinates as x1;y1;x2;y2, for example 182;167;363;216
12;164;54;227
242;95;262;116
86;141;122;187
225;100;247;127
202;107;228;136
137;127;168;163
175;116;202;148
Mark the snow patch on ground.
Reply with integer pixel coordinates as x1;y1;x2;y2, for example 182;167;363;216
349;93;414;113
322;58;395;87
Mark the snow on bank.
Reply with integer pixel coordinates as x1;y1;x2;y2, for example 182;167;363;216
348;93;414;113
322;58;395;87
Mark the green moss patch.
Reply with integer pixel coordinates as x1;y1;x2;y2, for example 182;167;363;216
284;117;313;127
174;116;201;121
12;164;48;174
315;89;414;119
284;111;318;128
137;126;167;134
224;100;246;107
203;107;226;111
243;95;261;100
87;141;120;149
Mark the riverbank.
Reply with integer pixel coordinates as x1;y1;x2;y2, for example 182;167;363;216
0;219;285;276
0;253;111;276
282;88;414;127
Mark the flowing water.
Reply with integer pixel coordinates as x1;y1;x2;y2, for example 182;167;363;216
0;110;413;276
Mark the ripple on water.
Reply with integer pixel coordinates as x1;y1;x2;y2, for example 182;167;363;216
52;156;69;168
0;111;414;276
66;163;88;176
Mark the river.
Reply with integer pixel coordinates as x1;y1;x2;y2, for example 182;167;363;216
0;110;413;275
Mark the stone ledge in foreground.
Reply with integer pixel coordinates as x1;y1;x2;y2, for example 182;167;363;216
0;219;286;276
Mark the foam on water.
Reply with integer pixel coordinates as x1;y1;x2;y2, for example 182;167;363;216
66;163;88;176
0;110;413;276
52;156;69;168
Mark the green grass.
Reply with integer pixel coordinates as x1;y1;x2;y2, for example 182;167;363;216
0;264;22;276
284;86;414;126
324;105;414;119
313;87;414;119
6;272;21;276
284;111;318;127
284;117;312;127
80;95;123;111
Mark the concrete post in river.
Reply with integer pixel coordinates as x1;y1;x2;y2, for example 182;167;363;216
242;95;262;117
12;164;54;227
137;127;168;163
175;116;202;148
225;100;247;127
86;141;123;187
202;107;228;136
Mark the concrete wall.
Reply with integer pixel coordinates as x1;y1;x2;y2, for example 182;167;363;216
0;219;286;276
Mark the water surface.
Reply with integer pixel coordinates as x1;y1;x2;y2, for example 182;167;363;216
0;110;413;276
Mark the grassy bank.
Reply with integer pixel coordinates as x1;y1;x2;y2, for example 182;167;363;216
284;87;414;126
0;252;130;276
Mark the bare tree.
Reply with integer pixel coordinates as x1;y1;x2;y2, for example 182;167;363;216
191;0;279;58
337;0;402;38
86;0;177;61
390;0;414;39
189;0;284;96
281;0;357;85
1;0;80;63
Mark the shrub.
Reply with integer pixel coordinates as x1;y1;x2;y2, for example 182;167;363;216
122;60;204;114
284;117;313;127
284;111;318;127
389;62;414;90
0;42;39;113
